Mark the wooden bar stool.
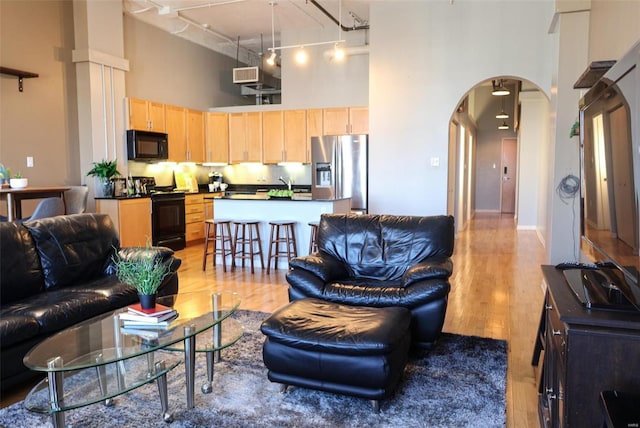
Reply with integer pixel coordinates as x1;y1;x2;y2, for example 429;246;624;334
202;219;234;272
232;220;264;273
267;220;298;274
308;221;319;254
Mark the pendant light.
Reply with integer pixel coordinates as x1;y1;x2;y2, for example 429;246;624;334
492;79;510;96
496;97;509;119
498;121;509;130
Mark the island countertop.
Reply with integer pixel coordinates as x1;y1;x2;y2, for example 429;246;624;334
213;196;351;268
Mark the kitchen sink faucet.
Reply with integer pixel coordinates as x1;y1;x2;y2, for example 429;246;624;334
279;176;292;190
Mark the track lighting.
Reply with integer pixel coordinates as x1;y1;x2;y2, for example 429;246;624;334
295;48;308;64
492;79;510;96
266;51;276;66
333;44;345;61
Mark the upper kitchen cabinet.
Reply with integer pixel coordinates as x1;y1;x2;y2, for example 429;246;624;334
186;109;205;163
205;112;229;163
165;104;187;162
128;98;165;132
284;110;308;163
262;110;284;164
229;112;262;163
323;107;369;135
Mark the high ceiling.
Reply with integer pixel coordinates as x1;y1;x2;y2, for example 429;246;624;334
123;0;370;63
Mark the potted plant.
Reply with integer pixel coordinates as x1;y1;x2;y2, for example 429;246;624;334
9;171;28;189
87;159;121;197
112;246;171;310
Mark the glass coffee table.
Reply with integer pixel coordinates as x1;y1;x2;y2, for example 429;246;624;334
23;291;242;428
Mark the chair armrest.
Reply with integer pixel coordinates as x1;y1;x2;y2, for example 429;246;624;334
289;252;350;283
402;258;453;287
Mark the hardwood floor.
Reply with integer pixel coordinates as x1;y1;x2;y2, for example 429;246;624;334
0;212;545;427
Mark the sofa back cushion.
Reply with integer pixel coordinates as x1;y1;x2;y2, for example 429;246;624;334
24;213;119;289
0;222;45;303
318;214;454;280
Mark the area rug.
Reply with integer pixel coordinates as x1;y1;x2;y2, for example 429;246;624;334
0;310;507;428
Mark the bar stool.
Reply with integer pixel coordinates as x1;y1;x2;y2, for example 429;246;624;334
232;220;264;274
267;221;298;274
308;221;319;254
202;219;234;272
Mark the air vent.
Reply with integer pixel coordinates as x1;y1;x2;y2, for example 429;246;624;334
233;66;260;83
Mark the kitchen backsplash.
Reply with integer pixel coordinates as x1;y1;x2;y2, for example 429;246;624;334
127;161;311;188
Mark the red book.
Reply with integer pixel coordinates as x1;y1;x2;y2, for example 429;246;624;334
128;303;175;317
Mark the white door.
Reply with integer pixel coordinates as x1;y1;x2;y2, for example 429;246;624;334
501;138;517;214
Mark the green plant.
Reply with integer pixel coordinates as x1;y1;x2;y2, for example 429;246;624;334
112;247;170;295
87;159;121;179
13;171;23;179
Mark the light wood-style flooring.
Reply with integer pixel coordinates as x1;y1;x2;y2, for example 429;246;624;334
1;212;545;427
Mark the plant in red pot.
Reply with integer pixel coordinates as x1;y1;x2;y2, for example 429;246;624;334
112;245;170;310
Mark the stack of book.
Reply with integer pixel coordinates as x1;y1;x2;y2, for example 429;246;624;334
119;303;178;339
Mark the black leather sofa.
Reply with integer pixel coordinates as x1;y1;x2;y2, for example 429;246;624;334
0;213;181;390
286;213;455;348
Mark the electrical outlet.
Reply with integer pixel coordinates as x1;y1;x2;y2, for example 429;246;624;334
430;157;440;167
26;156;34;168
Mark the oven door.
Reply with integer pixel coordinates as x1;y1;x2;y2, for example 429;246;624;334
152;195;186;250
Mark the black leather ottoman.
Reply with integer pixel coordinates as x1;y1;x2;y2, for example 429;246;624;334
260;298;412;411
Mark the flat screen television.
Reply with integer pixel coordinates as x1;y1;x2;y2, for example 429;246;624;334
577;41;640;309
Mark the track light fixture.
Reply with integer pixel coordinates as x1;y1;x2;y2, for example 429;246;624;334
492;79;510;96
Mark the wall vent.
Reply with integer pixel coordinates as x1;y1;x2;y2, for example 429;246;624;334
233;66;260;83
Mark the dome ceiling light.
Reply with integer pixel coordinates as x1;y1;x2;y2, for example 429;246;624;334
492;79;510;96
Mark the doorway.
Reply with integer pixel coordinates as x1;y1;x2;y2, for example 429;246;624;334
501;138;517;214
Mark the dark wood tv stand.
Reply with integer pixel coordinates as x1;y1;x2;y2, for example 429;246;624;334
533;265;640;427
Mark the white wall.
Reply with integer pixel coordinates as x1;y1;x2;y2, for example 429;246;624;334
368;0;555;216
518;90;549;228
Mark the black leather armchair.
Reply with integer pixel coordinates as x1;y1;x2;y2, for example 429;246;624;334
286;214;455;348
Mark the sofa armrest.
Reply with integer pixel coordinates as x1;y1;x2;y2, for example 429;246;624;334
289;252;350;283
401;258;453;287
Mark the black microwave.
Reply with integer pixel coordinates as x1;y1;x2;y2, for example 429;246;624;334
126;130;169;161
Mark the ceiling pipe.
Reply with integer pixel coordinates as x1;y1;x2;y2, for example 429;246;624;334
308;0;369;32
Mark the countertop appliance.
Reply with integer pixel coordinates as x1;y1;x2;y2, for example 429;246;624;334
311;135;368;213
127;130;169;161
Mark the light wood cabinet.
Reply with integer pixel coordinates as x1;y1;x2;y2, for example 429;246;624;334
284;109;308;163
323;106;368;135
96;198;151;247
186;109;205;163
206;113;229;163
229;112;262;163
306;109;323;163
262;111;284;164
165;104;187;162
129;98;165;132
185;193;205;243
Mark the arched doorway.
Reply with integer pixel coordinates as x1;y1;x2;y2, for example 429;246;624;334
448;78;551;234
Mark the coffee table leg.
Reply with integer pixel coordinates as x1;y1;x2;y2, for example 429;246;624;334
47;356;65;428
201;344;214;394
94;354;113;407
155;361;173;423
183;324;196;408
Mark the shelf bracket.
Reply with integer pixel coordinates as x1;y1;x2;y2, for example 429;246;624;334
0;66;39;92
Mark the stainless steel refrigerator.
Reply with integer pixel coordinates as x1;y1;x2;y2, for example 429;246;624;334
311;135;368;213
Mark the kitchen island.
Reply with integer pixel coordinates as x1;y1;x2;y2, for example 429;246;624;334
212;194;351;269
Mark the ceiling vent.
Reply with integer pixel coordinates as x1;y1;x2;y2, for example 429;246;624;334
233;66;260;84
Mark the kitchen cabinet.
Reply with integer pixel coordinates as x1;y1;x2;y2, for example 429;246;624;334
186;109;205;163
263;110;308;164
229;112;262;163
535;266;640;427
185;193;205;243
165;104;187;162
323;107;368;135
206;112;229;163
128;98;165;132
96;198;151;247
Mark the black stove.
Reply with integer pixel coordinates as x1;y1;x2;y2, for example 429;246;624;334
136;177;186;250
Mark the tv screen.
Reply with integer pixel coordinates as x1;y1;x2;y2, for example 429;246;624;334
580;55;639;288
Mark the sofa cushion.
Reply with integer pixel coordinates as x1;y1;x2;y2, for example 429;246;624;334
0;222;44;304
1;290;112;335
24;213;119;290
66;275;138;308
0;314;41;347
318;214;455;281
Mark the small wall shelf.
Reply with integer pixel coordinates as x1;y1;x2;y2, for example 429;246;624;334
0;66;39;92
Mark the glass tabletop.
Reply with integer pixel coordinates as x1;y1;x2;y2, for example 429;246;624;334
23;291;241;372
